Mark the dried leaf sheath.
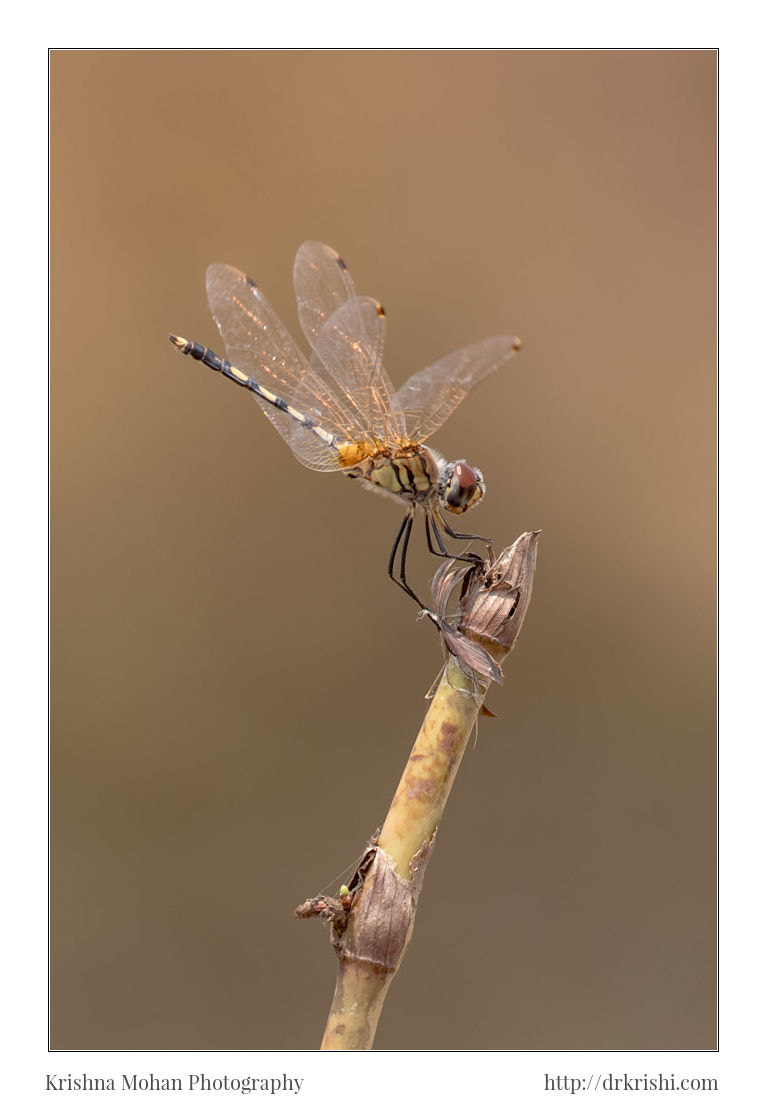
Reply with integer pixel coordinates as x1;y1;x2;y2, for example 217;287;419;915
305;531;539;1050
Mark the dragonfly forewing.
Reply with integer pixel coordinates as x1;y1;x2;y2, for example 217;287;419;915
293;240;358;349
309;295;407;447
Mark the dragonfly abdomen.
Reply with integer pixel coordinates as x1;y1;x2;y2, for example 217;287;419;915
169;335;337;450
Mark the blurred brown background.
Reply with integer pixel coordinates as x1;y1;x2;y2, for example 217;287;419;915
51;50;716;1050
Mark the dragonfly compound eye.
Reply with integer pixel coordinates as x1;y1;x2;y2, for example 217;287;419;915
444;461;484;514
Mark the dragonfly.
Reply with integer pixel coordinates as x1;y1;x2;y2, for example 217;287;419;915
169;241;521;624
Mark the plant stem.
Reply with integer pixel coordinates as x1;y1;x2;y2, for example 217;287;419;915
303;531;539;1050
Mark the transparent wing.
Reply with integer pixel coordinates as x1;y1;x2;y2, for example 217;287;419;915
294;242;407;444
293;240;358;349
285;348;382;471
205;263;371;470
389;335;521;444
309;295;407;445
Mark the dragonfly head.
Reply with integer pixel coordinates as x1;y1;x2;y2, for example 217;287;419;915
441;460;484;514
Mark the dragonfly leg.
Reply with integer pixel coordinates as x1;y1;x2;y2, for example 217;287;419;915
426;510;486;567
388;510;438;624
435;508;495;562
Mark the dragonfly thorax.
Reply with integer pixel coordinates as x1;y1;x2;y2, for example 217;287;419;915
344;444;442;505
343;444;484;515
